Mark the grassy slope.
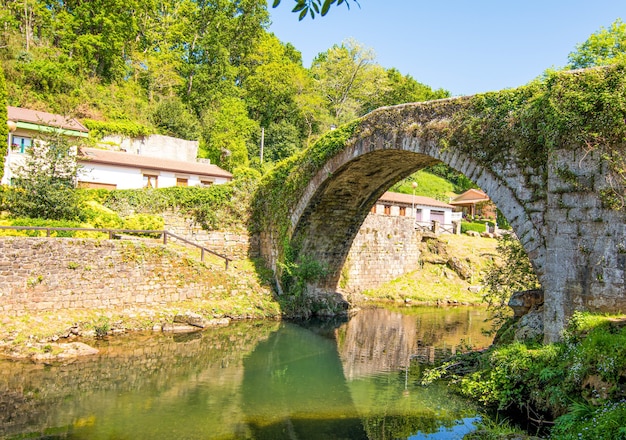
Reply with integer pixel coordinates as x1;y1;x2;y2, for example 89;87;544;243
360;234;499;305
390;171;457;202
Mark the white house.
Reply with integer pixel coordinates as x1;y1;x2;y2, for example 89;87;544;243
372;191;460;232
77;147;232;189
3;106;89;185
4;106;232;189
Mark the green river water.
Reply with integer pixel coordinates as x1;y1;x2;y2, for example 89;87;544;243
0;306;493;439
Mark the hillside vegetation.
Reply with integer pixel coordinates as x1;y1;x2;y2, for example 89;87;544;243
0;0;448;175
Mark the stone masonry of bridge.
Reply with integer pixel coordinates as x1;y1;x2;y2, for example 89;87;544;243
257;69;626;342
342;214;421;292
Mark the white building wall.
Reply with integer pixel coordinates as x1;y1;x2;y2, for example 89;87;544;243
78;162;230;189
373;202;454;227
78;163;142;189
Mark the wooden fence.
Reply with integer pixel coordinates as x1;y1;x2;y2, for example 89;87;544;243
0;225;232;269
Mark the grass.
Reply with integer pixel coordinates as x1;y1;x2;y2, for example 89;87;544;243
360;234;499;305
390;170;457;202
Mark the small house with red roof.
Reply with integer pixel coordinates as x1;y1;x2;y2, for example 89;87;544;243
449;188;496;220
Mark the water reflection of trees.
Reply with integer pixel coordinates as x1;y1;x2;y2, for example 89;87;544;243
0;309;488;439
336;307;493;379
0;321;279;438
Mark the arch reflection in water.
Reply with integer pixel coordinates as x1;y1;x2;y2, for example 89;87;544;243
0;306;491;439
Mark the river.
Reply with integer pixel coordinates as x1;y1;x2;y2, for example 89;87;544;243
0;306;493;439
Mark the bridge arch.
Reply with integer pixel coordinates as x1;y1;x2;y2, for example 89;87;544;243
289;114;545;292
254;67;626;342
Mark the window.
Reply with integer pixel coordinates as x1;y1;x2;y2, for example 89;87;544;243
371;205;377;214
176;177;188;187
384;205;391;215
399;206;406;216
200;179;214;187
143;174;158;188
11;136;32;154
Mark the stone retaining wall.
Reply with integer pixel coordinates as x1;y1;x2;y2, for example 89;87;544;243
341;214;421;291
161;211;258;259
0;237;216;316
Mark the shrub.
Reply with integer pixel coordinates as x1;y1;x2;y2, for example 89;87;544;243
460;221;492;234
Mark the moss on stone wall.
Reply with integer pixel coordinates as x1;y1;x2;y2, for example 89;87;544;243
252;120;359;295
254;64;626;297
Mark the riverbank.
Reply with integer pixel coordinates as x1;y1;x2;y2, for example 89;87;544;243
357;234;499;305
420;312;626;440
0;233;498;361
0;239;283;360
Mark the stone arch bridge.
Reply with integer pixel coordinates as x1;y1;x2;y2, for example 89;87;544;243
254;67;626;342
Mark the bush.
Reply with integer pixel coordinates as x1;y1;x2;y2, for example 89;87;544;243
122;214;164;236
461;221;492;234
0;218;93;237
439;312;626;433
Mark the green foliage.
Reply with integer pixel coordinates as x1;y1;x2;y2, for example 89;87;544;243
92;316;110;338
150;98;199;141
121;214;164;234
278;249;329;297
0;65;7;182
389;170;456;201
79;199;123;229
460;221;492;234
252;121;358;293
568;19;626;69
481;234;540;331
423;163;475;194
311;39;387;124
272;0;358;20
362;67;451;114
101;174;259;233
0;217;87;237
435;312;626;435
16;57;78;94
4;131;83;221
551;400;626;440
447;65;626;210
199;97;259;171
82;119;152;139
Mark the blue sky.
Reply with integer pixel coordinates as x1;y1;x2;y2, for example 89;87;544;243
267;1;625;96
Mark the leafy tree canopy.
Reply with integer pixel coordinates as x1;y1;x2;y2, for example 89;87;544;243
271;0;359;20
568;18;626;69
1;0;448;173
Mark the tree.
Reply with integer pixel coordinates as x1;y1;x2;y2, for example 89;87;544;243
271;0;359;20
200;96;258;172
181;0;269;114
568;19;626;69
361;68;450;113
150;97;199;140
46;0;142;81
0;66;7;183
241;33;326;161
311;39;387;124
4;130;83;220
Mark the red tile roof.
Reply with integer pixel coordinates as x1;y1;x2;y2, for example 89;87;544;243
8;106;89;133
379;191;453;209
450;188;490;205
78;147;233;179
